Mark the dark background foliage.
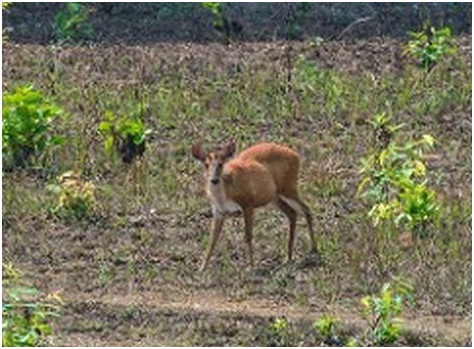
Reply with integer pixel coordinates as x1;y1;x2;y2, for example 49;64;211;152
2;2;472;44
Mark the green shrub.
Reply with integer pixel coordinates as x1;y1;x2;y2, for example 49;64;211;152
2;264;61;347
98;109;152;164
406;26;457;71
2;85;65;169
359;114;439;234
54;2;94;43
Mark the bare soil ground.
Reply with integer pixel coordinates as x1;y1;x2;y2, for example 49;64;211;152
2;36;472;346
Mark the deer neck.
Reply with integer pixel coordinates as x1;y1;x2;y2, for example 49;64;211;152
207;178;242;217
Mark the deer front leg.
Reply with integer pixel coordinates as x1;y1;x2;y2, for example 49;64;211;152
200;214;225;271
243;208;255;269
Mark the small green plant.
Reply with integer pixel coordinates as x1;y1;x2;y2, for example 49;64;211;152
2;85;65;169
202;2;223;29
314;314;338;339
53;2;94;43
406;26;457;71
2;263;61;347
98;109;152;164
314;315;359;346
359;114;439;235
360;280;414;346
46;168;96;220
268;317;296;346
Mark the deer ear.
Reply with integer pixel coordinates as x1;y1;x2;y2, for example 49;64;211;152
191;143;206;162
223;141;236;159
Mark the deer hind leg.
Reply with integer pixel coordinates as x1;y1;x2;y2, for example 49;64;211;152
297;198;317;254
200;216;225;271
279;194;317;255
277;198;297;262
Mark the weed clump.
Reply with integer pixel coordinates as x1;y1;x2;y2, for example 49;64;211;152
46;168;96;221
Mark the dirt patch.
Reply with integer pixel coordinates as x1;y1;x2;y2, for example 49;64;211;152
50;288;471;346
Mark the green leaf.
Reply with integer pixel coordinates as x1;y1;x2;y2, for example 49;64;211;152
314;315;338;338
98;121;112;134
104;136;115;154
357;177;371;195
422;134;435;147
7;287;39;301
45;184;62;195
35;323;52;335
51;135;66;145
346;338;359;347
360;296;372;316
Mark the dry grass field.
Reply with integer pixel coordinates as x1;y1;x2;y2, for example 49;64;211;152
2;35;471;345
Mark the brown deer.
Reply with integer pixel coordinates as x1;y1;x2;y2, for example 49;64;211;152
192;141;316;271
